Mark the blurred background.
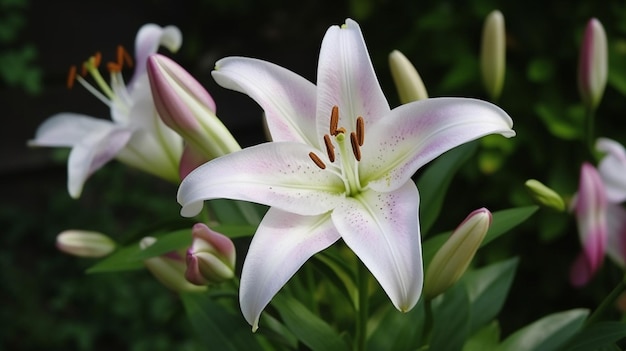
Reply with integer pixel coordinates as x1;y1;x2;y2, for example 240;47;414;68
3;0;626;349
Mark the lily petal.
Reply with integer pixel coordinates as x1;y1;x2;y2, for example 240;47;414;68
178;142;345;217
316;19;389;141
130;24;182;90
212;57;318;146
68;125;133;198
596;137;626;203
332;181;423;312
362;98;515;192
28;113;116;147
240;209;340;330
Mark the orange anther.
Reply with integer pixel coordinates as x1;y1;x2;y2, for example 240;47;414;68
350;132;361;161
330;106;339;136
118;45;133;68
107;62;122;72
80;62;88;77
93;52;102;68
356;116;364;146
66;65;77;89
323;134;335;162
309;152;326;169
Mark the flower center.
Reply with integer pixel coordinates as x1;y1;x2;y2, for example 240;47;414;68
308;105;365;196
66;46;134;114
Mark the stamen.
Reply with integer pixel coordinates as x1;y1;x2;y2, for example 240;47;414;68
93;52;102;68
330;106;339;136
66;65;77;89
107;62;122;72
309;152;326;169
323;134;335;162
118;45;133;67
350;132;361;161
356;116;365;146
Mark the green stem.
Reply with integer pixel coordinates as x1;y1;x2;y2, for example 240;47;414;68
419;298;434;350
355;262;369;351
585;274;626;327
585;107;596;159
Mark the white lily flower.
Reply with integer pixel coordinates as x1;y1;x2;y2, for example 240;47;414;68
29;24;184;198
178;18;515;330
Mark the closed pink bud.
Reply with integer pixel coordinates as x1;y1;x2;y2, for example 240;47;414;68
578;18;607;111
185;223;236;285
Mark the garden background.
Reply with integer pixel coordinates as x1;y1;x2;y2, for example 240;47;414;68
2;0;626;349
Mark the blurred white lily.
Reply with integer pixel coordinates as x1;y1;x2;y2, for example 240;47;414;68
29;24;184;198
570;162;608;287
178;18;515;330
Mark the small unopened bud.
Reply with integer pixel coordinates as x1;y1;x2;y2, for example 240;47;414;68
578;18;607;111
424;208;492;299
140;237;207;293
480;10;506;101
185;223;236;285
147;54;241;160
388;50;428;103
56;230;116;257
525;179;565;211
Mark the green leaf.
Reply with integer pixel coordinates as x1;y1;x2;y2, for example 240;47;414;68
497;308;589;351
180;292;264;351
430;282;471;351
482;206;538;247
87;229;192;273
312;251;358;308
417;141;478;235
273;294;350;351
463;321;501;351
564;321;626;351
367;301;425;351
463;257;519;334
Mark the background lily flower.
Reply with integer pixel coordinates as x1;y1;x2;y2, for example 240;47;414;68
29;24;184;198
570;162;608;287
179;18;515;330
596;137;626;203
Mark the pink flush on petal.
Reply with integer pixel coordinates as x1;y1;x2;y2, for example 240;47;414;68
571;162;607;286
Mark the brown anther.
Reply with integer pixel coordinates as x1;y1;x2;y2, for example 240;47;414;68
350;132;361;161
330;106;339;136
93;52;102;68
118;45;133;68
66;65;77;89
323;134;335;162
107;62;122;72
356;116;365;146
80;62;88;77
309;152;326;169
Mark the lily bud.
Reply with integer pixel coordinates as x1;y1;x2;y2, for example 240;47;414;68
388;50;428;103
480;10;506;101
56;230;116;257
147;54;241;161
570;163;607;287
140;237;207;293
424;208;492;299
578;18;607;111
525;179;565;211
185;223;236;285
